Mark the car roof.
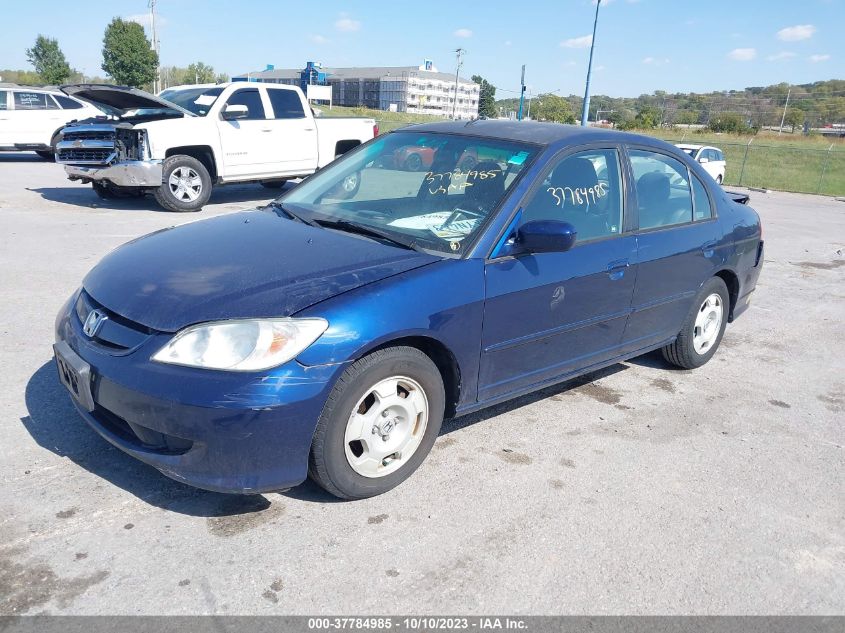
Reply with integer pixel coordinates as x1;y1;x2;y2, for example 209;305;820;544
398;120;679;151
675;143;703;149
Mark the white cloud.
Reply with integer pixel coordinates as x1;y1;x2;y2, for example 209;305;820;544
454;28;472;38
728;48;757;61
334;16;361;32
642;56;670;65
767;51;796;61
125;13;167;28
310;34;329;44
777;24;816;41
809;54;831;62
561;34;593;48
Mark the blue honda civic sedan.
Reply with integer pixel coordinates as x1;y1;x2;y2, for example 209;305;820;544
54;121;763;499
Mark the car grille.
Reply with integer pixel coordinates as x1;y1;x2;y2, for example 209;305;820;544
57;148;115;163
75;291;154;353
62;130;115;142
56;125;117;165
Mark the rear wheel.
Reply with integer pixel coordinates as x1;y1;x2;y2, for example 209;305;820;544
662;277;729;369
308;346;445;500
403;153;423;172
154;155;212;212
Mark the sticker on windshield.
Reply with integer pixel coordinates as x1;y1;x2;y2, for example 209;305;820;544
508;151;530;166
194;95;217;106
388;211;479;241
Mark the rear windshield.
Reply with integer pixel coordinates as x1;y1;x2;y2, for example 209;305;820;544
159;87;224;116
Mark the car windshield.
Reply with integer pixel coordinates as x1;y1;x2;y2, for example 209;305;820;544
159;87;224;116
279;131;539;256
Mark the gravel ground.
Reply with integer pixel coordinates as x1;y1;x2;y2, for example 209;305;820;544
0;152;843;615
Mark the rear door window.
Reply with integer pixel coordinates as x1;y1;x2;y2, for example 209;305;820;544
13;91;49;110
691;172;713;220
0;91;7;110
267;89;305;119
630;149;694;230
54;95;84;110
224;88;266;120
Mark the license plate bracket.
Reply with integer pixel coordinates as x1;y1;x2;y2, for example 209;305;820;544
54;341;95;412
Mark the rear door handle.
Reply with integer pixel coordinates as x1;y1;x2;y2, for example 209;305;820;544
606;258;629;280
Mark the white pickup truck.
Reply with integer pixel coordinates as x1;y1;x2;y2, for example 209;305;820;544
54;83;377;211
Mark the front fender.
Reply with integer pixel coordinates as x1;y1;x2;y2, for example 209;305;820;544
295;259;485;409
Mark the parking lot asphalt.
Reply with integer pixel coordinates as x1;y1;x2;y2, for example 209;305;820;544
1;153;843;615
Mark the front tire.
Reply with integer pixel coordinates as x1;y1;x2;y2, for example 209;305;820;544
309;347;445;500
662;277;729;369
154;155;212;212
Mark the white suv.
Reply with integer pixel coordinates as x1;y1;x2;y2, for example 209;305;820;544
0;85;103;159
675;144;726;184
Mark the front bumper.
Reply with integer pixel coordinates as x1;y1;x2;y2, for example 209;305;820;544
54;291;345;494
64;160;163;188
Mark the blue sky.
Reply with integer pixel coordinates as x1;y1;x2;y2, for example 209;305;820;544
1;0;841;97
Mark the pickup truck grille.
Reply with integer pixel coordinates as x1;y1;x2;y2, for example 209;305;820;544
56;125;118;165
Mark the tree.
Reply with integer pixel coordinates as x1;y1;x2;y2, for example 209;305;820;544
471;74;497;118
25;35;71;85
531;94;575;124
784;107;804;133
182;62;216;85
101;18;158;87
633;105;660;128
708;113;750;134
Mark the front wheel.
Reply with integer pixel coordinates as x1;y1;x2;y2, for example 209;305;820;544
662;277;729;369
154;155;212;212
308;347;445;500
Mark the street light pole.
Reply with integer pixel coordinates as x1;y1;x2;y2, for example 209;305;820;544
452;48;465;119
580;0;601;127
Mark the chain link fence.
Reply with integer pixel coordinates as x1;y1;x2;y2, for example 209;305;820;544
670;138;844;197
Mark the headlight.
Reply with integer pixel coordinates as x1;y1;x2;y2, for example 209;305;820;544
152;318;328;371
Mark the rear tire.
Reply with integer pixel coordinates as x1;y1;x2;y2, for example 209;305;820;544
308;346;445;500
662;277;729;369
403;153;423;172
154;155;212;212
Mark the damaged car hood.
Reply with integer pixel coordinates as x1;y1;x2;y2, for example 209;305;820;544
82;208;440;332
61;84;194;120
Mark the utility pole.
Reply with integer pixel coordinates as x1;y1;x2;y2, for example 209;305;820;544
148;0;159;93
778;87;791;135
580;0;602;126
517;65;526;121
452;48;465;119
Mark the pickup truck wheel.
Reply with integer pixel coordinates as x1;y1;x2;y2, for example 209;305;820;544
154;155;212;212
661;277;729;369
308;346;445;500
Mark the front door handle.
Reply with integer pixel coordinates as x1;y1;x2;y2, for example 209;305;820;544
606;258;629;280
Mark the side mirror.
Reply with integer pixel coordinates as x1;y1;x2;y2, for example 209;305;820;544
516;220;577;254
222;104;249;120
698;156;710;164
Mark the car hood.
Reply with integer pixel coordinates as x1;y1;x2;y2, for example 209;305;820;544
60;84;194;118
82;209;440;332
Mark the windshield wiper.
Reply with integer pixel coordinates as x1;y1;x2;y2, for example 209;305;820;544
265;201;321;228
314;218;420;251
